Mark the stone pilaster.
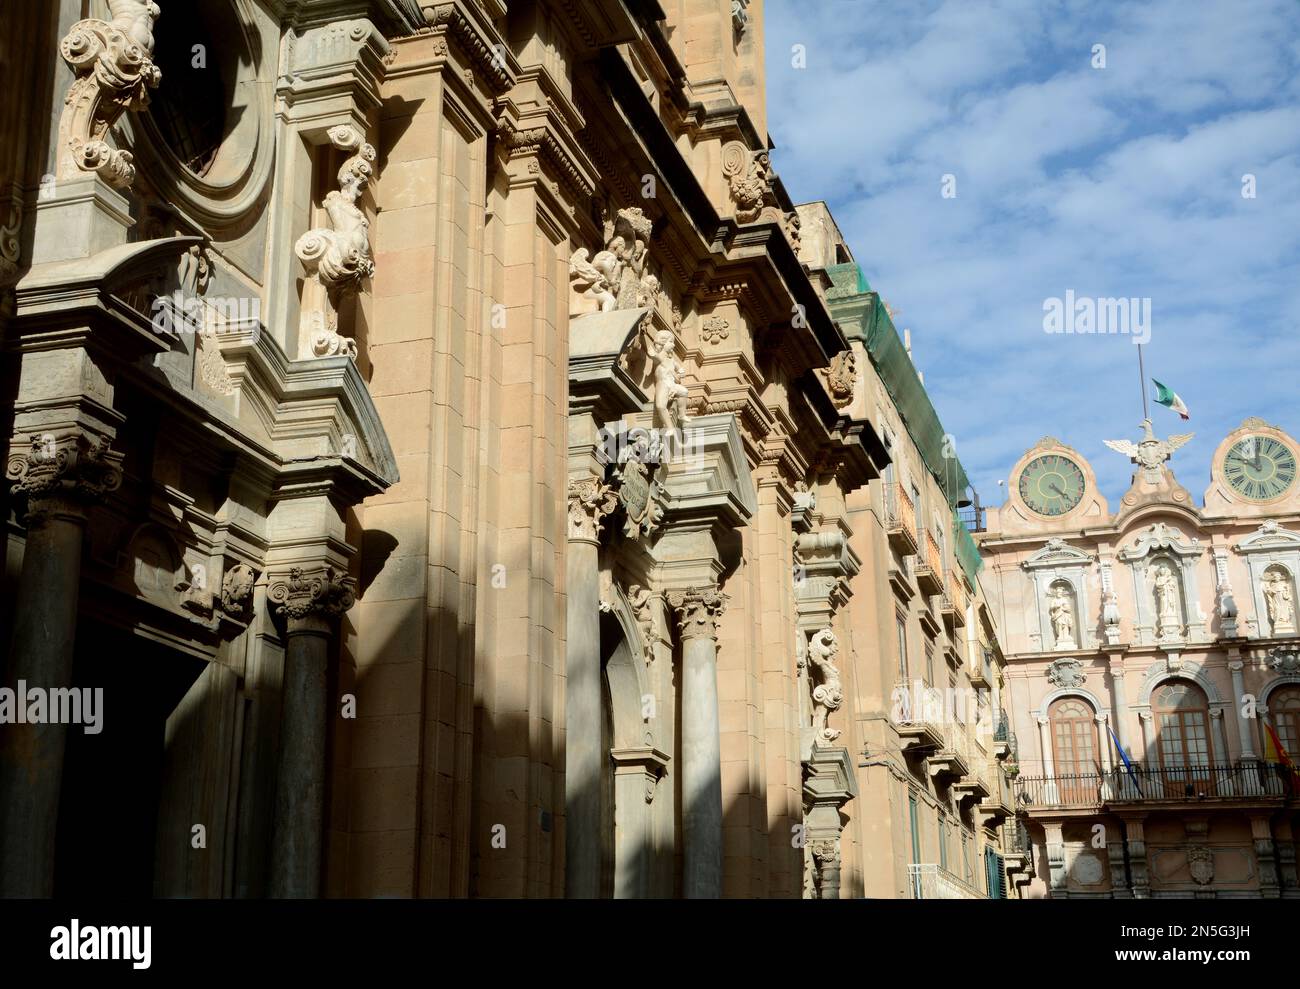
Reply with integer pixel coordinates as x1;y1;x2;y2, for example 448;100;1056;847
0;430;122;897
667;585;727;899
1043;821;1067;896
1228;659;1256;759
1108;656;1132;755
1122;816;1150;898
1250;813;1281;899
564;476;617;899
802;744;856;899
267;566;357;898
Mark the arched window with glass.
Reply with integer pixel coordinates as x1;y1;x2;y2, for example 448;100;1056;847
1049;697;1099;804
1152;680;1213;795
1267;686;1300;761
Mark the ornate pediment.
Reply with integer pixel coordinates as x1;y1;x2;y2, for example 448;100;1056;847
1118;522;1201;561
1236;520;1300;554
1023;537;1092;570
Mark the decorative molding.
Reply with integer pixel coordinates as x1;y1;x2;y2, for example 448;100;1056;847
721;141;770;223
221;563;257;620
807;628;844;745
701;315;730;345
268;566;356;625
567;475;618;543
56;2;162;188
1046;657;1086;689
626;584;658;665
826;350;857;408
295;125;377;360
667;586;726;642
5;432;123;523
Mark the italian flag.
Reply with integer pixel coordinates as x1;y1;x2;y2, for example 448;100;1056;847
1152;379;1189;420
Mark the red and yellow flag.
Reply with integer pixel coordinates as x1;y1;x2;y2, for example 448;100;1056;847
1263;718;1299;794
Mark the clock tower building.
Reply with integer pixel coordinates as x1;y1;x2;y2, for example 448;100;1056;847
980;417;1300;899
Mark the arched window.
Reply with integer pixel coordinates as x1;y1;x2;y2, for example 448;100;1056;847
1268;686;1300;761
147;5;231;176
1153;680;1212;771
1049;697;1098;805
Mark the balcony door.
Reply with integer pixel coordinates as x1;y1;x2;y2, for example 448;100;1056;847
1049;697;1099;805
1153;680;1213;796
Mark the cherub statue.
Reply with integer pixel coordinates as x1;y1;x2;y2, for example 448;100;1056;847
568;236;624;313
109;0;160;52
646;326;689;456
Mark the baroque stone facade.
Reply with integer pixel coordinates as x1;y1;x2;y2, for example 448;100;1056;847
0;0;1016;900
983;418;1300;898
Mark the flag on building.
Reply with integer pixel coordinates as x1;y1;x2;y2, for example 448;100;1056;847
1152;379;1190;420
1108;724;1142;796
1263;717;1299;794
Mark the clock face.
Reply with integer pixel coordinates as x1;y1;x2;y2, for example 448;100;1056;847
1018;454;1086;517
1223;435;1296;502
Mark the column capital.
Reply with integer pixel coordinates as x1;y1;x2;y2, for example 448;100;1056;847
667;586;727;641
1228;659;1245;673
269;566;356;633
5;431;122;524
1139;710;1154;723
567;475;618;544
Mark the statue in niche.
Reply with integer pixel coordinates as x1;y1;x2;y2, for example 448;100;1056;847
646;325;689;459
1263;568;1296;634
295;126;377;359
1048;583;1077;649
1151;562;1181;638
807;628;844;745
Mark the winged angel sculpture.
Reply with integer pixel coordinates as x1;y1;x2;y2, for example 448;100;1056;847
1104;419;1193;481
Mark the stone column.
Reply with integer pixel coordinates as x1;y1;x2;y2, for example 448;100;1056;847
668;586;727;899
1036;714;1059;804
1108;656;1132;755
1228;660;1256;759
0;432;121;897
564;476;617;899
1210;709;1232;794
1138;710;1155;765
1096;714;1113;799
267;567;356;898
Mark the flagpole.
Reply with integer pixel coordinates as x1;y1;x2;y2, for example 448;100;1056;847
1136;343;1150;420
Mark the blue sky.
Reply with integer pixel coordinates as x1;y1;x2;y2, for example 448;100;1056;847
764;0;1300;510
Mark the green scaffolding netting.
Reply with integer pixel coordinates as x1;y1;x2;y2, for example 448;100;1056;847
826;262;982;581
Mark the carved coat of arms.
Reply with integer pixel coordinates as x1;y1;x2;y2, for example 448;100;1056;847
1187;846;1214;886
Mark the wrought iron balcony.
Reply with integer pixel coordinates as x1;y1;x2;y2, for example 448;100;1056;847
908;863;985;900
1015;762;1293;810
1002;819;1036;881
941;572;967;630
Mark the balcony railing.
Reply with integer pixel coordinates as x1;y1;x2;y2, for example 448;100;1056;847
916;530;944;595
941;572;967;628
885;483;918;556
1015;762;1293;809
908;863;984;900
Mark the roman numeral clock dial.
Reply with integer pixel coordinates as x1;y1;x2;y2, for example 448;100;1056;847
1017;454;1086;517
1223;435;1296;502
